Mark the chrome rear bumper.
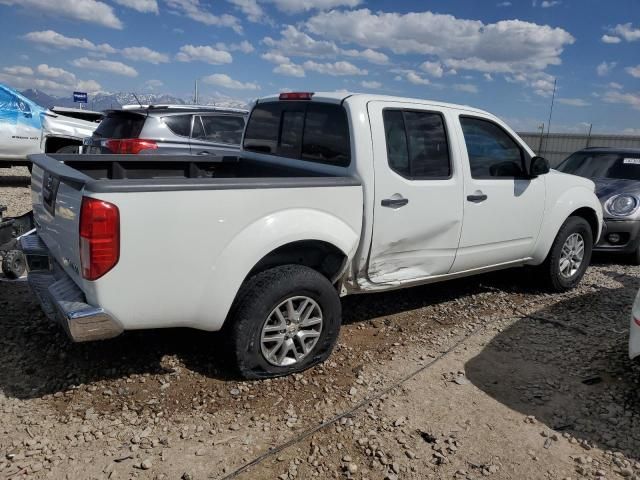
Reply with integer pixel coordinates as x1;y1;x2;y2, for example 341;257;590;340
20;234;123;342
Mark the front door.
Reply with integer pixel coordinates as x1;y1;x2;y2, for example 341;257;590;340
367;101;464;284
451;115;546;273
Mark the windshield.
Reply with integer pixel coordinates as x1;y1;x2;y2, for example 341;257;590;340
557;152;640;181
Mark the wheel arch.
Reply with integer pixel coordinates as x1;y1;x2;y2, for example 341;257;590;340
197;208;360;331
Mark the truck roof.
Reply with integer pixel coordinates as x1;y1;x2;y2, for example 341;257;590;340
120;104;248;114
256;91;491;117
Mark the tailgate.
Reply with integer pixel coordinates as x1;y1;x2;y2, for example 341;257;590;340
30;154;92;286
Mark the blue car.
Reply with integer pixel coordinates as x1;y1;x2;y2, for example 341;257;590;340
0;83;45;167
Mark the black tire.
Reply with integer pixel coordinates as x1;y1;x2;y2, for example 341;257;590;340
539;216;593;292
56;145;80;154
2;250;26;279
226;265;342;380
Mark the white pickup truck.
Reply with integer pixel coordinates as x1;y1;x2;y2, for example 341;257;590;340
23;92;602;379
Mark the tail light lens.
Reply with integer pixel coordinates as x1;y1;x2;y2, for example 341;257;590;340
104;138;158;154
79;197;119;280
279;92;314;100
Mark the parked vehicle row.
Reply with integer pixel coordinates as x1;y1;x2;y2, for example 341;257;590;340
22;91;605;378
0;83;103;166
82;104;247;157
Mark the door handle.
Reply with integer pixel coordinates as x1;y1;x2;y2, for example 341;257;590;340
196;151;211;156
381;197;409;208
467;192;488;203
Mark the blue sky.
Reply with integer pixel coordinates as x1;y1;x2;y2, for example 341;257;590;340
0;0;638;133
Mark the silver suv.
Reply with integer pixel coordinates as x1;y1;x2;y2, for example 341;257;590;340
83;105;248;157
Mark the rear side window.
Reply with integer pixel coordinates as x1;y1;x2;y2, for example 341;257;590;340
195;115;245;145
243;101;351;166
382;109;451;179
163;114;192;137
94;112;145;139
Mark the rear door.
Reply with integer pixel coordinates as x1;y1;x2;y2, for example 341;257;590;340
450;115;546;272
367;101;464;284
190;114;245;156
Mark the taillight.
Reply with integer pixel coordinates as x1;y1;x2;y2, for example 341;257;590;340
79;197;119;280
635;317;640;327
104;138;158;154
279;92;314;100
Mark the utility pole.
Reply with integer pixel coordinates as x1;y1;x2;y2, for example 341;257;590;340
194;79;199;104
585;123;593;148
537;122;545;154
542;78;557;156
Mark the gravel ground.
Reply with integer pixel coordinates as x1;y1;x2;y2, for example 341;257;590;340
1;166;640;480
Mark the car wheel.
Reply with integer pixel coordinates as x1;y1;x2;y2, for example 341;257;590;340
227;265;342;380
56;145;80;154
2;250;26;279
539;216;593;292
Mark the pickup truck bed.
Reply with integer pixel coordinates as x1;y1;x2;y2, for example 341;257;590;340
25;153;363;346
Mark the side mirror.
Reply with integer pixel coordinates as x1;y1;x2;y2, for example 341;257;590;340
529;156;550;177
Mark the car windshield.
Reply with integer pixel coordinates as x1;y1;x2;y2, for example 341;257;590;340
557;152;640;181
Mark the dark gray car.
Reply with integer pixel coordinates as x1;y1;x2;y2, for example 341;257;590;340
557;147;640;262
83;105;248;157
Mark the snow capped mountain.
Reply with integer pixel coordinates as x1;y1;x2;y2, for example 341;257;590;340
20;89;249;112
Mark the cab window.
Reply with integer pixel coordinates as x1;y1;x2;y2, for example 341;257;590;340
460;116;525;179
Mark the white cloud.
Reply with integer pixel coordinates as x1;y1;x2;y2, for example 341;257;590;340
405;70;431;85
609;23;640;42
262;52;291;65
484;73;493;81
215;41;255;54
352;49;389;65
3;66;34;76
0;0;122;29
24;30;116;54
261;52;305;77
202;73;259;90
302;60;367;76
306;10;574;74
0;64;101;95
420;61;444;78
626;65;640;78
143;79;163;90
361;80;382;89
540;1;560;7
122;47;169;64
76;80;102;92
36;64;76;84
263;26;389;65
623;128;640;135
165;0;242;32
597;61;616;76
604;90;640;110
454;83;478;93
274;63;305;77
496;1;511;6
176;45;233;65
506;71;555;97
113;0;158;13
227;0;264;22
266;0;361;14
601;34;622;44
71;57;138;77
557;98;590;107
608;82;623;90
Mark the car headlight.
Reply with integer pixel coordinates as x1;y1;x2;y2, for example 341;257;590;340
606;194;639;217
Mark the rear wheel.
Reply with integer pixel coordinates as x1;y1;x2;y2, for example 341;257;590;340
226;265;342;379
539;216;593;292
2;250;26;279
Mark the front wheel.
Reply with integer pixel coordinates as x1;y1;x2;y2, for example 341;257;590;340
226;265;342;379
539;216;593;292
